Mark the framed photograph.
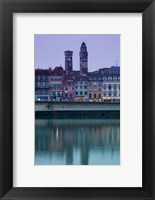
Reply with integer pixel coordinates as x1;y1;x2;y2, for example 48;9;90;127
35;34;121;166
0;0;155;199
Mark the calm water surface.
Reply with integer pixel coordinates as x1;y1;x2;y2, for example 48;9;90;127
35;118;120;165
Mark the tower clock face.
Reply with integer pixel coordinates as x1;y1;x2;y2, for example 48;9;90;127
67;57;71;61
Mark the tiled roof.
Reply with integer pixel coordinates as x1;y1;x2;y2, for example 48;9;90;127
99;66;120;75
75;75;88;81
51;66;64;75
35;69;50;75
64;74;88;82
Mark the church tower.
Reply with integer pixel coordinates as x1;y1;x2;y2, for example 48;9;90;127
80;42;88;75
64;50;73;75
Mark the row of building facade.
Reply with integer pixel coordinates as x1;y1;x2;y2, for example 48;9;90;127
35;42;120;102
35;66;120;102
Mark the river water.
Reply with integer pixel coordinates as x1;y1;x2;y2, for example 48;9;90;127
35;118;120;165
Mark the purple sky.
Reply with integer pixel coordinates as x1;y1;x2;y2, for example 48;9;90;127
34;34;120;72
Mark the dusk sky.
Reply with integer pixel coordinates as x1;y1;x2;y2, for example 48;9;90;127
34;34;120;72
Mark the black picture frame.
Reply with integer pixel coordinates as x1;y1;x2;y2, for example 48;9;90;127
0;0;155;199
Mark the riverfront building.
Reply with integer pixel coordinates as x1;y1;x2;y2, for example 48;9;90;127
35;42;120;102
63;75;76;101
49;66;64;101
75;75;88;101
35;69;50;101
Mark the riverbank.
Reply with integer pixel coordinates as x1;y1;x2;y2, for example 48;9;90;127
35;110;120;119
35;101;120;118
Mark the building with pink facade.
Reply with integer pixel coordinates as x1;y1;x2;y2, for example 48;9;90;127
63;75;76;101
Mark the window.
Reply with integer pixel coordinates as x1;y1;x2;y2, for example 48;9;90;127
80;86;82;89
76;92;78;95
113;91;117;96
85;91;87;95
45;83;49;88
108;92;112;96
98;82;101;87
84;85;87;89
99;93;101;98
65;93;68;97
45;76;48;81
89;93;92;98
108;84;112;90
80;91;83;95
45;90;48;95
104;92;106;96
94;93;96;98
103;84;107;90
53;84;62;88
76;86;78;89
72;87;74;90
51;77;62;81
65;87;68;91
113;84;117;90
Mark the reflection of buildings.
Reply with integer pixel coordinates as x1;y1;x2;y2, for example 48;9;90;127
35;42;120;102
35;119;120;165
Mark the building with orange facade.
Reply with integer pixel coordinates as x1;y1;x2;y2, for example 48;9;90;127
49;66;64;101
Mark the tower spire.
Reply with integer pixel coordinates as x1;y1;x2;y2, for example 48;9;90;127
64;50;73;75
79;42;88;75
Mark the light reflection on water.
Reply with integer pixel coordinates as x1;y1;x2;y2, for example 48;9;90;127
35;118;120;165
